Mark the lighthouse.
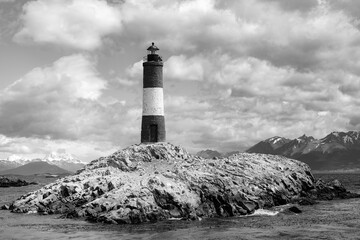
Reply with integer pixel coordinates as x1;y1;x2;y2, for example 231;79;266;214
141;43;166;143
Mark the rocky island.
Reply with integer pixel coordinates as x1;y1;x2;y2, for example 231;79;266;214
6;143;359;224
0;176;37;188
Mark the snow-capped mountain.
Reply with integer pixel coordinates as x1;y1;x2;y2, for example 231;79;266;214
247;136;291;154
246;131;360;170
0;155;30;171
275;134;316;157
42;152;85;164
42;152;86;172
0;159;22;172
0;161;71;176
0;152;86;173
267;136;293;149
319;131;360;150
6;155;30;165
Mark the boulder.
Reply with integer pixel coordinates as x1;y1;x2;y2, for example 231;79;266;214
7;143;357;224
1;204;10;210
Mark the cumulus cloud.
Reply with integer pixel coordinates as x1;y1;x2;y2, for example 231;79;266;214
0;134;117;161
0;134;38;155
0;54;109;139
259;0;317;12
165;95;210;115
165;55;206;81
339;74;360;97
0;53;143;159
5;54;107;100
118;0;360;72
119;0;263;54
14;0;121;50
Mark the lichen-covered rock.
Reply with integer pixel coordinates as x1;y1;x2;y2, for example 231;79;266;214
7;142;356;224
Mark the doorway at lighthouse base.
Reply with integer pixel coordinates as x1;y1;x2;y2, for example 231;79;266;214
141;116;166;143
150;124;158;142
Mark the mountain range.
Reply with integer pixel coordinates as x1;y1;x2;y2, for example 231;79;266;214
246;131;360;170
0;161;71;176
0;152;86;172
195;131;360;171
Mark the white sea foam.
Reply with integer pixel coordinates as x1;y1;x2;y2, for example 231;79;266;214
251;209;279;216
26;210;38;214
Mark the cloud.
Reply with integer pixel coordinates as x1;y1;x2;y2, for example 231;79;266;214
5;54;107;100
159;50;359;152
0;54;109;139
165;55;206;81
211;56;292;97
3;0;360;155
14;0;121;50
0;134;117;161
259;0;317;12
0;54;144;159
328;0;360;18
0;134;35;155
117;0;360;74
119;0;263;54
165;95;210;115
339;74;360;97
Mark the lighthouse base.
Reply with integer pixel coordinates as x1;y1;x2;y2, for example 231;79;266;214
141;116;166;143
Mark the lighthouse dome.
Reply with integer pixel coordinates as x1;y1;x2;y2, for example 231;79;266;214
147;42;159;54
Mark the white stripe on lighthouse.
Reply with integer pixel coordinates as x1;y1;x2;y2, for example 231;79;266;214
143;88;164;116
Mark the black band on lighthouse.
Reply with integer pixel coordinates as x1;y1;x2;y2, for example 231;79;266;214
143;62;163;88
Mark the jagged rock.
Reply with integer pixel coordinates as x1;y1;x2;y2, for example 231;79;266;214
1;204;10;210
274;204;303;214
7;143;359;224
288;206;302;214
313;179;360;200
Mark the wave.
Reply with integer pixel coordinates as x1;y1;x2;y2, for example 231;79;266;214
250;209;279;216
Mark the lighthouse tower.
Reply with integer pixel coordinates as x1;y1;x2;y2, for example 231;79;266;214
141;43;166;143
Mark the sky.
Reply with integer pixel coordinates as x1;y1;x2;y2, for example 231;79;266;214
0;0;360;161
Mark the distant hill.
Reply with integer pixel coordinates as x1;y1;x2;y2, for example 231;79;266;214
246;131;360;171
196;149;222;159
0;161;71;176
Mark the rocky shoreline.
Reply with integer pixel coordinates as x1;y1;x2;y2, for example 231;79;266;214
0;176;37;188
3;143;359;224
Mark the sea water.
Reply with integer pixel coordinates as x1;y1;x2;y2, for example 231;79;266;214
1;173;360;240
